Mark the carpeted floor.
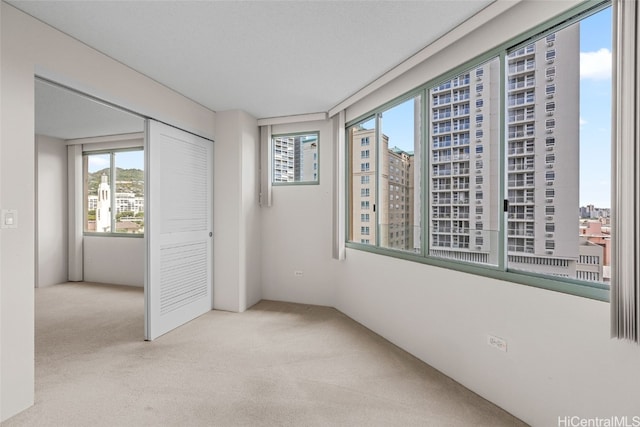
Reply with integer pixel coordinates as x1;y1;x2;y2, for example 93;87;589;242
4;282;527;426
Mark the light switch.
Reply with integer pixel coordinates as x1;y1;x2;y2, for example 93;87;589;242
1;209;17;229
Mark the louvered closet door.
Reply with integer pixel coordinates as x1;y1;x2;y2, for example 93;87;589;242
145;120;213;340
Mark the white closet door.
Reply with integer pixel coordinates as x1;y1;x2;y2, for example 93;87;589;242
145;120;213;340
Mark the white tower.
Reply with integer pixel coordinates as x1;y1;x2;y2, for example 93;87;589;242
96;173;111;232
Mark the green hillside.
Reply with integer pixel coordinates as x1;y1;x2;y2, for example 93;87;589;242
88;168;144;196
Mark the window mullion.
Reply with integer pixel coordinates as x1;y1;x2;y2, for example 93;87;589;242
110;152;116;233
375;112;382;247
421;89;430;258
498;50;507;271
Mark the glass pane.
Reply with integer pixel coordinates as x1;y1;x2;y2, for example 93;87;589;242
428;57;501;265
378;96;422;253
506;7;612;285
272;133;319;183
349;118;376;245
115;150;144;234
85;153;111;233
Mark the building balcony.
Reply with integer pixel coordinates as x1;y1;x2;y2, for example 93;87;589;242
433;127;452;135
508;147;535;156
433;156;452;163
507;214;535;221
452;168;470;175
507;81;535;91
433;112;452;121
451;227;469;234
433;199;452;205
508;130;535;139
508;164;535;172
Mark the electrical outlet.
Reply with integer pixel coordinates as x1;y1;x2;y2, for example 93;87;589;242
294;270;303;277
487;335;508;352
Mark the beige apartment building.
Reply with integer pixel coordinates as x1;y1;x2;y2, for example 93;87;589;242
427;24;583;278
350;128;416;251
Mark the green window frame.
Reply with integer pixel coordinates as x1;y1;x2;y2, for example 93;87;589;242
272;131;320;185
345;0;612;302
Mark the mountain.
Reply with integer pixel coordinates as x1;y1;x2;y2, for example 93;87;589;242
87;168;144;196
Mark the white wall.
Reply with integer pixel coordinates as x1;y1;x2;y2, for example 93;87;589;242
258;3;640;426
261;120;337;306
36;135;68;287
213;110;262;312
0;3;215;420
83;236;144;287
334;250;640;426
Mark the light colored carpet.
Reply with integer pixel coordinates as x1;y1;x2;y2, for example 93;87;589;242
5;282;527;426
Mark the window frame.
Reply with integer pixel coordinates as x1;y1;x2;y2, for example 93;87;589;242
83;146;145;238
271;131;320;186
344;0;611;302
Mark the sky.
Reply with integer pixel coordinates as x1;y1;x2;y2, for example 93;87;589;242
378;6;612;208
88;150;144;173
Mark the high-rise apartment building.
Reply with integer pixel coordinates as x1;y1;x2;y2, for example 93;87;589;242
428;58;501;264
350;128;416;251
273;134;318;182
428;25;580;276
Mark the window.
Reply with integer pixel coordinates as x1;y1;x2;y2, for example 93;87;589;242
346;4;612;293
272;132;319;184
546;49;556;61
84;149;144;235
361;137;370;146
349;97;421;253
546;101;556;112
361;149;370;159
546;84;556;95
361;214;370;223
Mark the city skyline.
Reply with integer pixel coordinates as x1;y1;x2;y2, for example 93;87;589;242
379;7;612;208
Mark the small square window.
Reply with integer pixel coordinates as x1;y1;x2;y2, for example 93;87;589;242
272;132;319;184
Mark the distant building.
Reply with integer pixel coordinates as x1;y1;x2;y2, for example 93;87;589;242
96;174;111;232
87;174;144;234
579;220;611;282
427;26;581;276
273;134;318;182
350;128;416;251
580;204;610;220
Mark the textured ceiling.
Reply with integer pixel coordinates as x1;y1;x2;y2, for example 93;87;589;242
11;0;493;120
35;79;144;140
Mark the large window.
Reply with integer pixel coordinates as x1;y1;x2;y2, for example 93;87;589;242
272;132;319;184
84;149;144;235
346;2;612;296
428;58;500;265
349;95;422;253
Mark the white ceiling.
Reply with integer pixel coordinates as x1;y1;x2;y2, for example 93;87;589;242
12;0;493;120
35;79;144;140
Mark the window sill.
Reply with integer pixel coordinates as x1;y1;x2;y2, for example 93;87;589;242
345;242;610;302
